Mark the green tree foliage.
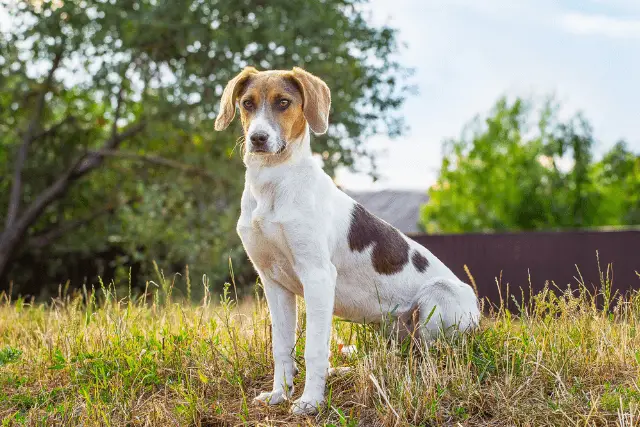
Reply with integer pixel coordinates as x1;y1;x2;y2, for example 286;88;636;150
591;141;640;226
421;97;640;233
0;0;410;295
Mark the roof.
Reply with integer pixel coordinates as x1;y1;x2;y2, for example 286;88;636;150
345;189;429;234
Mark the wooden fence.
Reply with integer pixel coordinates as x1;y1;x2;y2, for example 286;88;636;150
410;229;639;310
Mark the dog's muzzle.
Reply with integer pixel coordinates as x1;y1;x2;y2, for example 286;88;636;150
249;131;269;153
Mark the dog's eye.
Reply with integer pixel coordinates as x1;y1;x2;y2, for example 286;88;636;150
242;100;254;110
278;99;290;109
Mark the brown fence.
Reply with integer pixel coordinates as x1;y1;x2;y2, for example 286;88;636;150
410;230;639;310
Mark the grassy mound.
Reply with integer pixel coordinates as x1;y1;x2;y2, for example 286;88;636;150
1;266;639;426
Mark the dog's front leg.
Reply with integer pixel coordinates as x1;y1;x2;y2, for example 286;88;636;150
290;260;336;415
254;274;297;406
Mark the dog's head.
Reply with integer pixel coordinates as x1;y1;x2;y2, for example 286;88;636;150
214;67;331;157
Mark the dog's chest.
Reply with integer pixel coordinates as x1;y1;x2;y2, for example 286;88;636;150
249;184;283;240
250;209;282;245
242;205;305;295
238;182;290;260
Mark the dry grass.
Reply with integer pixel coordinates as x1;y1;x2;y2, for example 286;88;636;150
1;265;640;426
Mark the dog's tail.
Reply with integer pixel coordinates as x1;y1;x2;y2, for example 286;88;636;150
415;276;480;341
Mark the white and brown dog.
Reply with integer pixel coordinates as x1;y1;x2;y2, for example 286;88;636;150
214;67;480;415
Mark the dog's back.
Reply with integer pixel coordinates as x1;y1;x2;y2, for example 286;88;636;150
246;152;479;338
294;167;479;337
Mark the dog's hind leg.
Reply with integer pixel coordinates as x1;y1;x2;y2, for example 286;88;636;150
415;277;480;342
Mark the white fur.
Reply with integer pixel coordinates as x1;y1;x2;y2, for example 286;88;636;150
246;105;283;153
237;127;480;415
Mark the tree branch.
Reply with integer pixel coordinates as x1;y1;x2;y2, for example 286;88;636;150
5;51;63;229
0;121;146;267
27;198;135;250
87;149;231;183
73;120;148;176
30;115;76;141
2;65;151;277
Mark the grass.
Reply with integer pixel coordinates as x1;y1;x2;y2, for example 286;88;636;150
0;264;639;426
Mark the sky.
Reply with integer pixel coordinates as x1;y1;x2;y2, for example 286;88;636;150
1;1;638;192
335;0;640;190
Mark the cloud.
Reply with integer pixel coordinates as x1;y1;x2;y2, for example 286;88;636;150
560;13;640;39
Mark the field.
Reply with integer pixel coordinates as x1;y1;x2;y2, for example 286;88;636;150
1;266;639;426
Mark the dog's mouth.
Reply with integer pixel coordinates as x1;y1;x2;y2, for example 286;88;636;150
275;142;287;154
249;141;287;155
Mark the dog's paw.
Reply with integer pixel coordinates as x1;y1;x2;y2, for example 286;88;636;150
253;388;292;406
290;395;323;415
328;366;352;377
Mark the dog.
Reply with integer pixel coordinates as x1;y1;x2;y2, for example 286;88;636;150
214;66;480;415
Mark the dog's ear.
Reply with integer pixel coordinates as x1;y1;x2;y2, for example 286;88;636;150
214;67;259;131
291;67;331;135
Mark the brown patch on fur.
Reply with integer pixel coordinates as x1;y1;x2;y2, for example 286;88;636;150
214;67;258;131
214;67;331;167
230;70;309;167
348;204;410;275
237;71;306;142
411;251;429;273
286;104;308;142
291;67;331;135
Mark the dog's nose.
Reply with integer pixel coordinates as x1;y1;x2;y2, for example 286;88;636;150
250;132;269;149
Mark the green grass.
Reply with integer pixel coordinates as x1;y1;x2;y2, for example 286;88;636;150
0;265;639;426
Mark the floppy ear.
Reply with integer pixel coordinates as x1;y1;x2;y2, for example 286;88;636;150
291;67;331;135
214;67;258;131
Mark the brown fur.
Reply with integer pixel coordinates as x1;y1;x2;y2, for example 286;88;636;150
237;71;307;144
214;67;259;131
411;251;429;273
347;204;410;275
291;67;331;135
214;67;332;167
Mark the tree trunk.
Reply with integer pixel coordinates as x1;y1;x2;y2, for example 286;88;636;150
0;170;76;285
0;229;20;284
0;121;147;286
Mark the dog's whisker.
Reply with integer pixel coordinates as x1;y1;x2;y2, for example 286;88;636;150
232;135;246;156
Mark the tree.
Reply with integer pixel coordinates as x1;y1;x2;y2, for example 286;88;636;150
421;97;639;233
0;0;411;294
591;141;640;225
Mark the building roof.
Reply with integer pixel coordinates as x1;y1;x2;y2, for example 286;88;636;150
345;189;429;234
